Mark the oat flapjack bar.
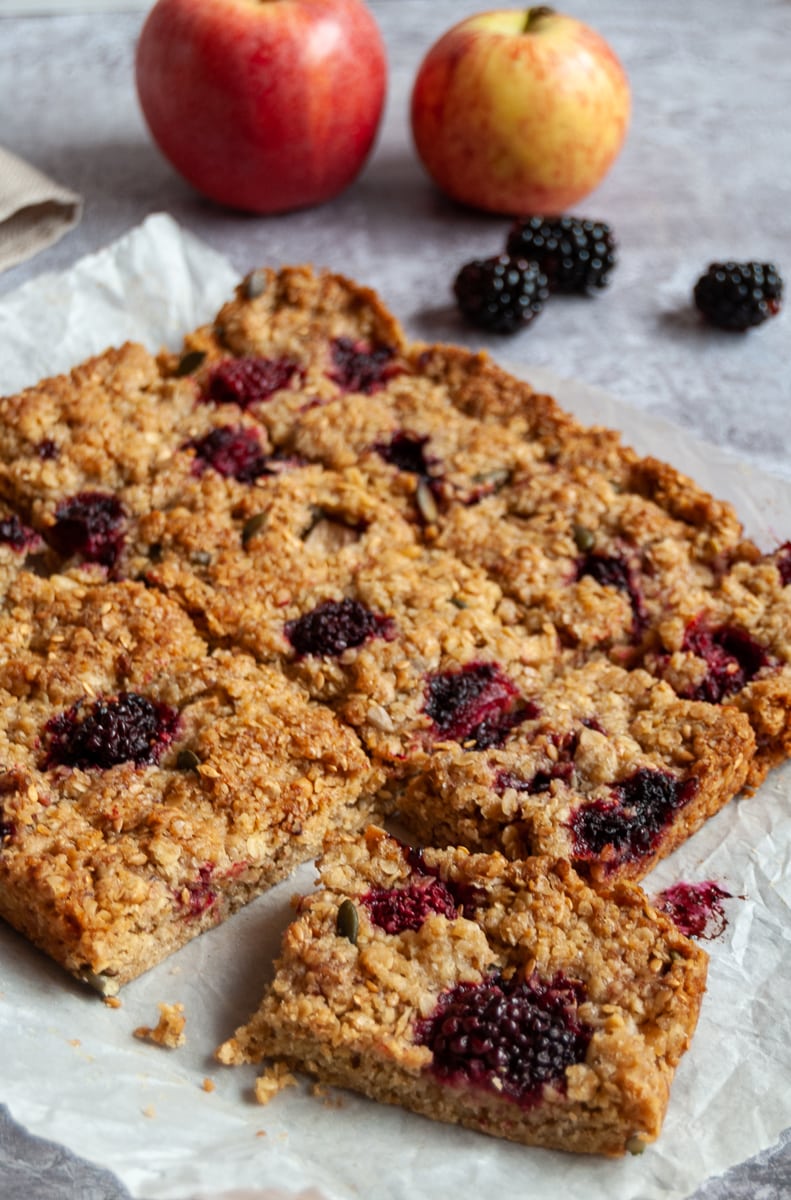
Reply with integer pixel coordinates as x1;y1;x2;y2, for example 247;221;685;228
0;574;374;993
217;827;708;1157
1;263;788;998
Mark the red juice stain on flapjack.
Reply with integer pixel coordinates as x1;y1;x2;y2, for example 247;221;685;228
361;877;459;934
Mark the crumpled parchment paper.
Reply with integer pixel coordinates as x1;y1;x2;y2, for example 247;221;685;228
0;213;789;1200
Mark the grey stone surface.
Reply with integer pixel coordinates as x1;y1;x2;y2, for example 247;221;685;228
0;1;789;1196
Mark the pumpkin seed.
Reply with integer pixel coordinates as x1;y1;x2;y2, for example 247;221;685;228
244;269;267;300
191;550;212;566
242;512;268;545
336;898;359;944
472;467;511;490
174;349;206;377
450;597;468;610
416;478;438;525
176;749;201;772
626;1135;646;1156
572;523;595;553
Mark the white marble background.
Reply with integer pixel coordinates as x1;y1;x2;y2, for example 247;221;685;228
0;0;790;1197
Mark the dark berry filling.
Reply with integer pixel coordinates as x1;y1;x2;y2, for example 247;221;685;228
178;863;218;918
775;542;791;587
362;878;459;934
44;693;180;770
577;551;647;632
37;438;59;460
328;337;400;395
0;812;14;844
569;768;698;868
203;356;301;408
185;425;272;483
0;513;40;553
416;971;591;1107
495;724;603;794
654;880;732;939
425;662;536;750
45;492;126;569
285;598;395;658
496;760;575;796
403;846;486;916
374;432;434;476
680;615;769;703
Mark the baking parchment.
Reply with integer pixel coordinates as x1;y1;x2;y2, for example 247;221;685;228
0;214;789;1200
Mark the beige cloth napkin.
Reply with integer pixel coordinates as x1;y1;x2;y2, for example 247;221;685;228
0;146;82;272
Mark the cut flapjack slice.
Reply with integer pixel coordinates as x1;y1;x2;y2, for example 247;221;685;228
217;826;708;1157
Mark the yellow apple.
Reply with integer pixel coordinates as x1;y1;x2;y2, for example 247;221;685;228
410;6;630;215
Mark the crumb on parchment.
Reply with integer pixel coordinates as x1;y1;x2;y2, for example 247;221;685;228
254;1062;297;1106
134;1002;186;1048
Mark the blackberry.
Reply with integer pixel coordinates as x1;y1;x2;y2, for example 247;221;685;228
679;616;768;703
285;598;394;658
506;217;616;294
361;879;458;934
203;356;301;407
43;692;181;770
569;768;698;867
424;661;536;749
417;970;591;1106
693;262;783;331
45;491;126;569
328;337;401;394
453;255;548;334
185;425;271;483
577;550;648;633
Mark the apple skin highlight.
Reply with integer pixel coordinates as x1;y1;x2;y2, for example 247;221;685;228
411;8;630;216
136;0;387;214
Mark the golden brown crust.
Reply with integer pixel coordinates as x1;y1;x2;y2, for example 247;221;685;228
218;827;708;1157
0;262;788;1006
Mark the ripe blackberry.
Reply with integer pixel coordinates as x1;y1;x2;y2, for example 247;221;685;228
453;255;548;334
693;262;783;331
44;692;181;770
506;217;616;294
417;970;591;1106
285;598;395;658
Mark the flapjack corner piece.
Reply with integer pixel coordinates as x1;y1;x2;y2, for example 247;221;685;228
0;575;375;994
217;827;707;1157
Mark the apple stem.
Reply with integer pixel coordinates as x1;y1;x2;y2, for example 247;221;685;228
522;6;555;32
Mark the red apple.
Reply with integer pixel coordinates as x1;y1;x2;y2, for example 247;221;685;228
136;0;387;214
410;6;630;215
